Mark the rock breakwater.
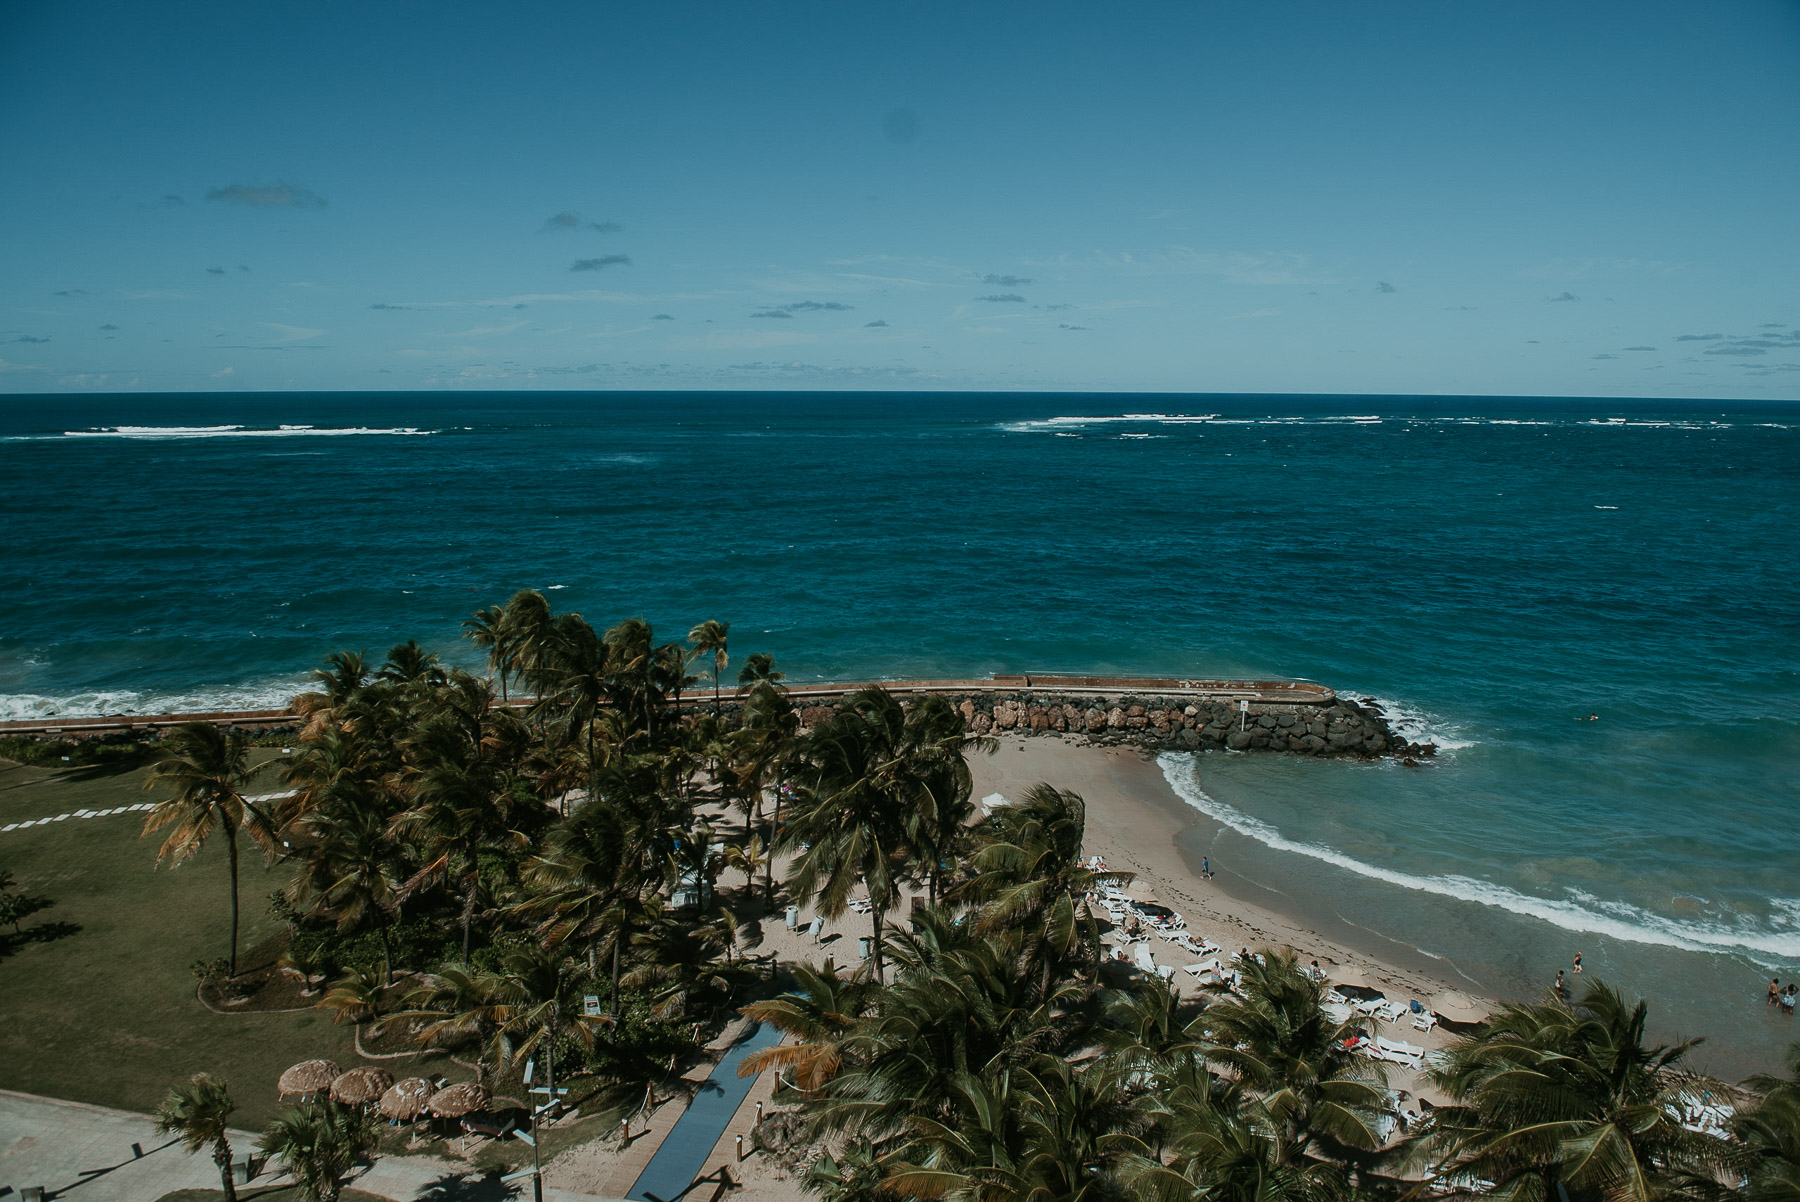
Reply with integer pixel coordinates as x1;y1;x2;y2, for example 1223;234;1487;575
795;690;1432;761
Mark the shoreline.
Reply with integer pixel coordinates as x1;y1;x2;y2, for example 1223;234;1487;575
968;735;1477;1019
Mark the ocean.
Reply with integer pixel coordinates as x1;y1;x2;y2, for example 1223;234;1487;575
3;392;1797;1072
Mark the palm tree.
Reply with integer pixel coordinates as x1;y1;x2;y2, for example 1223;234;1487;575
604;617;658;735
1198;948;1388;1170
737;959;876;1092
155;1073;241;1202
142;722;280;977
287;796;405;982
688;620;730;713
463;604;510;701
1421;978;1725;1202
258;1098;380;1202
481;944;610;1102
736;652;784;689
739;679;799;907
1737;1043;1800;1202
960;782;1131;988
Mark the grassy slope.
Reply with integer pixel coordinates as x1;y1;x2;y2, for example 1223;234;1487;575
0;752;405;1128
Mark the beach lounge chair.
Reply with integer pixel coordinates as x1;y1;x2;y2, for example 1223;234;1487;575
1134;946;1157;974
1411;1010;1438;1032
1375;1037;1425;1068
1374;999;1409;1024
1353;997;1384;1017
1322;1001;1353;1024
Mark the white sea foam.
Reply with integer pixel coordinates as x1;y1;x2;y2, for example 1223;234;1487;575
0;678;311;722
58;425;430;439
1354;694;1477;751
1157;754;1800;963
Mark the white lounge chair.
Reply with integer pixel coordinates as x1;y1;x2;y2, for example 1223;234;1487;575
1133;946;1157;974
1410;1011;1438;1033
1375;1037;1424;1067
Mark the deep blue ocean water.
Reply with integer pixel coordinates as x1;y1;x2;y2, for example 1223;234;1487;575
3;392;1797;1068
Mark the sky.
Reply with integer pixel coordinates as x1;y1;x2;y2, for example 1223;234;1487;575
2;0;1798;399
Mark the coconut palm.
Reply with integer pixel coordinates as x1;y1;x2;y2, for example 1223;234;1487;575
1421;978;1725;1202
688;620;730;713
1737;1043;1800;1202
736;652;784;689
1198;948;1388;1170
258;1098;380;1202
782;687;977;981
737;959;877;1092
481;944;610;1102
463;604;510;701
604;616;658;735
291;649;369;731
738;679;799;906
959;782;1132;988
142;722;280;977
155;1073;241;1202
286;796;405;982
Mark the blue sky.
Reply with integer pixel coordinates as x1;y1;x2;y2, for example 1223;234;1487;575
2;0;1797;398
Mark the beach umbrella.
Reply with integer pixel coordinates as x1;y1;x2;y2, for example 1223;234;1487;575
1431;989;1486;1024
330;1066;393;1106
378;1077;434;1121
427;1082;490;1118
1329;964;1375;991
278;1059;342;1099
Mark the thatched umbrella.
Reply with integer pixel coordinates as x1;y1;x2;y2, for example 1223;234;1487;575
378;1077;434;1121
278;1059;342;1099
427;1082;490;1118
1330;964;1376;991
1431;989;1486;1025
331;1066;394;1106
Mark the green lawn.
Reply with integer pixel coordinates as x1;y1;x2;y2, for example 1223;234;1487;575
0;751;441;1128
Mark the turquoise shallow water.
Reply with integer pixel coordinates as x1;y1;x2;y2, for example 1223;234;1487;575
3;392;1797;1069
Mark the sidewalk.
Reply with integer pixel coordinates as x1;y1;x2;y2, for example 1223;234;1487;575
0;1088;623;1201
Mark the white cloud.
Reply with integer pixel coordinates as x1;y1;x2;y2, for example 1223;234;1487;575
260;322;325;343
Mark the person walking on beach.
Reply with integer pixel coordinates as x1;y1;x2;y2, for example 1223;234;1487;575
1554;969;1567;999
1773;979;1783;1006
1573;952;1582;974
1202;857;1211;879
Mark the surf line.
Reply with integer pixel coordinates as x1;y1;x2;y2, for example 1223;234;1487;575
1157;754;1800;963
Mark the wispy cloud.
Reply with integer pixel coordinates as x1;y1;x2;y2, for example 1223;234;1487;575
753;301;854;317
1519;257;1684;279
206;182;327;209
370;303;413;311
0;358;40;373
543;211;624;233
1548;292;1580;302
206;266;227;275
438;320;530;339
864;319;889;327
1373;281;1397;293
652;313;674;320
980;273;1033;287
1675;333;1722;341
1041;247;1330;286
1592;353;1618;360
99;323;118;331
260;322;326;343
976;293;1026;303
8;335;50;344
55;289;87;297
571;255;631;272
1222;308;1281;321
1623;345;1657;351
1058;323;1089;330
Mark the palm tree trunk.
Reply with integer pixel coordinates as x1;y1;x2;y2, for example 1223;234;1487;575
379;918;393;987
225;822;241;979
214;1140;238;1202
764;773;781;909
870;903;884;984
461;873;478;966
611;937;623;1008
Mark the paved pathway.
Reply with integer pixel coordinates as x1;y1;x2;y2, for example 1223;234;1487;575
0;1089;622;1201
1;792;295;837
625;1022;782;1202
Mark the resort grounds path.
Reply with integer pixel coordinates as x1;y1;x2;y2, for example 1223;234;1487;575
0;1088;625;1202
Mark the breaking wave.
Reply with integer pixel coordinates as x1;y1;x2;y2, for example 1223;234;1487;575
1158;753;1800;964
